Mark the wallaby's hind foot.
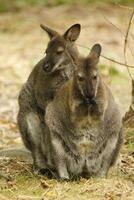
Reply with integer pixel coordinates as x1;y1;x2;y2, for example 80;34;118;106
58;169;69;180
33;166;58;179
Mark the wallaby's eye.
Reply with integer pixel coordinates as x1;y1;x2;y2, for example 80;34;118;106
92;71;98;80
93;75;97;80
77;74;85;81
57;47;64;55
57;51;63;55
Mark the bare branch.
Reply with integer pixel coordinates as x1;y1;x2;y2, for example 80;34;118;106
118;4;134;10
124;9;134;80
77;43;134;69
101;14;134;58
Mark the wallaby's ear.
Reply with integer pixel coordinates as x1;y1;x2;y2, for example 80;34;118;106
40;24;58;39
64;24;81;42
88;43;102;65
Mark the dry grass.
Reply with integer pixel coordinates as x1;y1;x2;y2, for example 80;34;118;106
0;153;134;200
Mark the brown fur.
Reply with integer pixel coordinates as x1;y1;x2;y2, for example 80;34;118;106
45;44;123;179
17;24;81;170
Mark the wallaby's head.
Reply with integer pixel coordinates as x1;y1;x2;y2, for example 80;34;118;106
40;23;81;73
73;44;102;105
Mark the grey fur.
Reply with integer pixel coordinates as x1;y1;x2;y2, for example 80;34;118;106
17;24;81;171
44;44;124;179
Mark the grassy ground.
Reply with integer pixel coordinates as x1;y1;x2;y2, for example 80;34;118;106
0;130;134;200
0;3;134;200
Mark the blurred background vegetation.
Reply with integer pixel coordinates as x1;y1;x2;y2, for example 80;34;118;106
0;0;134;199
0;0;133;13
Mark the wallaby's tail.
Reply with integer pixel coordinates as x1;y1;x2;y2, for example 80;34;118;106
0;147;32;163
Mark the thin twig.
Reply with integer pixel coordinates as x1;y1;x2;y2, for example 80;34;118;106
15;160;33;177
77;43;134;68
101;14;134;58
117;4;134;10
124;9;134;80
102;14;123;34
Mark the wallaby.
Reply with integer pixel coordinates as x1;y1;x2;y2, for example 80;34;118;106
45;44;123;179
17;23;81;171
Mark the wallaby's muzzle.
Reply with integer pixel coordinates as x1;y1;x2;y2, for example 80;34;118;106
85;96;96;106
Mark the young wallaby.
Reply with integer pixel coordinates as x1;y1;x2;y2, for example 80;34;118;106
45;44;123;179
17;24;81;171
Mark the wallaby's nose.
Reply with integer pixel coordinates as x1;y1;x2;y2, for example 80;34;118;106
89;97;96;105
85;96;95;106
43;63;51;72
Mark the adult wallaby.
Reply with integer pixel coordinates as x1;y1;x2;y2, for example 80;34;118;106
17;23;81;171
45;44;123;179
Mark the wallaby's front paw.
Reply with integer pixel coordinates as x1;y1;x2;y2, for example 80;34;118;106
59;176;70;182
34;167;52;178
33;165;46;175
58;171;70;181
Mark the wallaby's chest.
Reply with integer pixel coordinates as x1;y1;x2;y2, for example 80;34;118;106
66;122;106;176
74;122;103;154
70;101;102;129
69;102;104;154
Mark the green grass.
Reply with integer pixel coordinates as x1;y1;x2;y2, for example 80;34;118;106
0;0;133;12
100;64;120;77
109;66;120;76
